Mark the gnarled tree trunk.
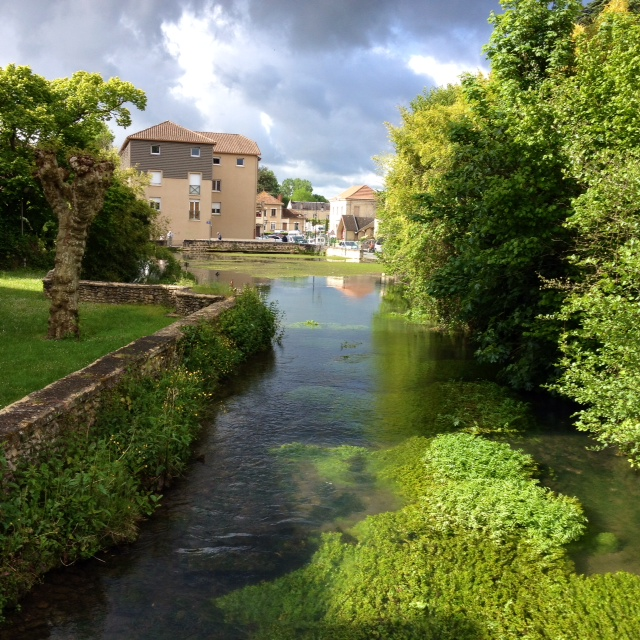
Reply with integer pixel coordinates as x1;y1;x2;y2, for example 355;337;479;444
35;150;114;339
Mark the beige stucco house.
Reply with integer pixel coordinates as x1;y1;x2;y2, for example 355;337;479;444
120;121;260;244
256;191;305;235
329;185;378;238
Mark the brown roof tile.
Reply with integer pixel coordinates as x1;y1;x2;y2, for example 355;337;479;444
256;191;282;206
121;121;260;156
333;185;377;201
199;132;261;156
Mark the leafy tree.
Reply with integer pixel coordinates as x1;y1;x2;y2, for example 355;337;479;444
82;172;158;282
281;177;312;204
0;65;146;339
257;165;279;197
548;4;640;464
380;0;581;388
291;187;314;202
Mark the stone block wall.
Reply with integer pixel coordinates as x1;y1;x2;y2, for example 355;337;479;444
182;239;324;255
0;298;236;468
42;276;224;315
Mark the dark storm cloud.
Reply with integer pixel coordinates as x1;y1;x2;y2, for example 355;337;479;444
0;0;501;195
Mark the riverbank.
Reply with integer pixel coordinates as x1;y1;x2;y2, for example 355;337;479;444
0;289;280;621
184;251;384;283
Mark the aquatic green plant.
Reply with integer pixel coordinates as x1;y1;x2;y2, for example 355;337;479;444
217;434;640;639
592;532;621;555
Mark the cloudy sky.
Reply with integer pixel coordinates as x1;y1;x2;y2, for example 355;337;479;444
1;0;500;197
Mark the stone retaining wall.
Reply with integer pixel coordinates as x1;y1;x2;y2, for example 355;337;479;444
0;298;236;468
42;276;223;315
182;239;324;255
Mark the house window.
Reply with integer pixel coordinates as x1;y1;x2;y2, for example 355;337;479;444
191;147;201;157
150;145;160;155
282;223;288;231
149;198;161;211
149;171;162;186
189;201;200;221
189;173;201;195
270;208;276;217
212;202;221;215
213;157;221;165
236;158;245;167
270;222;276;231
212;180;221;191
294;222;299;231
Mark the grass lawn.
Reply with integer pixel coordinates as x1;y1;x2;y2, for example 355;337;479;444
0;271;177;409
186;252;385;282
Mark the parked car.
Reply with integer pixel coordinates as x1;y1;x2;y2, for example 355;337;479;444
339;241;359;250
374;239;384;253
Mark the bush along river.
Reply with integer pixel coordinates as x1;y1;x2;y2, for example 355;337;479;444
4;273;640;639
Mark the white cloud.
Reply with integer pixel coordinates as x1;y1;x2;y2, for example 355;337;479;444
260;112;273;136
407;54;486;87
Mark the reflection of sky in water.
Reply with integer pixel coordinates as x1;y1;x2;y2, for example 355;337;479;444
5;276;640;638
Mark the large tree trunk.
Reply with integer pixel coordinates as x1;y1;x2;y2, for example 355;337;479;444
35;150;114;339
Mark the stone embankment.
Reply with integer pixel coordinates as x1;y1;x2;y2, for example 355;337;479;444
0;280;235;468
182;239;325;255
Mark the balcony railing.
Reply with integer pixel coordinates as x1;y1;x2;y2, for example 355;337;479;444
189;185;201;195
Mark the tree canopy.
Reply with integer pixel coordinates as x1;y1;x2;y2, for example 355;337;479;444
379;0;640;463
257;165;280;197
0;64;147;338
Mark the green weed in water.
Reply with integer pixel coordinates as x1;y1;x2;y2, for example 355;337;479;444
217;434;640;639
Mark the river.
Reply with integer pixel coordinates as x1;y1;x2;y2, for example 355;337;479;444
3;273;640;638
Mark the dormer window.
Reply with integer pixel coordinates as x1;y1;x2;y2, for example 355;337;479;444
150;145;160;155
191;147;201;157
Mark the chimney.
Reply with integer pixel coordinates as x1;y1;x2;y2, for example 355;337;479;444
278;194;283;202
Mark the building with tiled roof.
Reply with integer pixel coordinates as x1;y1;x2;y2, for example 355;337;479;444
120;121;261;243
336;215;375;242
329;185;378;238
255;191;305;236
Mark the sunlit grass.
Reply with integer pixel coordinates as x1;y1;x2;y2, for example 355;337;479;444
0;271;176;409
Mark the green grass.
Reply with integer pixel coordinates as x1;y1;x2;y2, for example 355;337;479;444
0;271;176;409
186;252;385;281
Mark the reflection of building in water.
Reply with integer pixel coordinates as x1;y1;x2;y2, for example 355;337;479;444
326;276;377;298
190;268;270;288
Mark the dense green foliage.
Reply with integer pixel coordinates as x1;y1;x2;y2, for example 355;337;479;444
257;165;280;197
379;0;640;461
217;434;640;639
81;175;174;282
0;288;280;618
0;64;164;281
